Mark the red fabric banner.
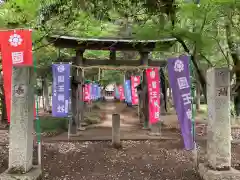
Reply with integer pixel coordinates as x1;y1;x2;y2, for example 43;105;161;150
146;68;161;124
84;84;91;102
118;85;125;101
131;76;140;105
0;29;33;122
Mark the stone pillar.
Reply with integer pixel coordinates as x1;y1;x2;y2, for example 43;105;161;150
199;67;240;180
206;68;231;170
112;114;121;148
160;92;166;115
8;66;34;173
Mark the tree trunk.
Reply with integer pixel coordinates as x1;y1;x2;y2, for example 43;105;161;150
233;73;240;117
225;15;240;117
41;78;45;110
0;72;7;124
43;78;50;112
196;82;201;111
1;96;7;124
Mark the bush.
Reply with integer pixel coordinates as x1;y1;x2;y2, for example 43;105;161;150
35;116;68;133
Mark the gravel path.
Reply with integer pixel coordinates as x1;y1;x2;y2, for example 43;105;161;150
1;136;240;179
41;140;201;180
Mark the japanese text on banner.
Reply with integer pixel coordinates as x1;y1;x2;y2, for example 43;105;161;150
146;68;161;124
131;76;140;105
118;85;125;101
52;64;70;117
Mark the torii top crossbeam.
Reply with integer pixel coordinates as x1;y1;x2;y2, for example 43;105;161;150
48;35;176;51
47;35;177;67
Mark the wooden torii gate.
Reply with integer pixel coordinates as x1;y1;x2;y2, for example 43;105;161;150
47;35;176;136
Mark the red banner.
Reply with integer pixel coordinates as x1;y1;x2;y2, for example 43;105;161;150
118;85;125;101
0;29;33;122
84;84;91;102
146;68;161;124
131;76;140;105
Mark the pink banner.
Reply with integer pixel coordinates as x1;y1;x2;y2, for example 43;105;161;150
84;84;91;102
118;85;125;101
146;68;161;124
131;76;140;105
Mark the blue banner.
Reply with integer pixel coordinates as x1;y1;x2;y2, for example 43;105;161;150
52;64;70;117
97;85;101;99
93;83;98;100
124;80;132;103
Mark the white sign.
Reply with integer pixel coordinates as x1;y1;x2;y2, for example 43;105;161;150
9;34;23;47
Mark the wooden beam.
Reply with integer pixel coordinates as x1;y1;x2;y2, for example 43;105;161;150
61;57;167;67
149;59;166;67
82;59;166;67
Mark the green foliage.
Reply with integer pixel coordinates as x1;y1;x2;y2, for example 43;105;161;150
99;70;124;87
0;0;240;86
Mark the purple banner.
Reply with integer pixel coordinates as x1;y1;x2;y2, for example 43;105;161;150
52;64;70;117
167;55;194;150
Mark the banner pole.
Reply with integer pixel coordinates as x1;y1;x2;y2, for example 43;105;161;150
68;62;72;139
189;55;197;166
33;55;41;165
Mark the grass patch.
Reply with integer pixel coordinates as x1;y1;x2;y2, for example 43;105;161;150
35;116;68;133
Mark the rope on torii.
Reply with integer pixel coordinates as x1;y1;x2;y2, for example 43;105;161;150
71;65;161;72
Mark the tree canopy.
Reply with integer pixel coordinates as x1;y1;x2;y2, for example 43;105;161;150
0;0;239;90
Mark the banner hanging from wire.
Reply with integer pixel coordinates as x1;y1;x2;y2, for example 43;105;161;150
167;55;194;150
52;64;71;117
146;68;161;124
0;29;34;122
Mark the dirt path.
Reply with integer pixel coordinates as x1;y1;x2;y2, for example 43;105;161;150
45;102;181;142
41;140;201;180
1;102;240;179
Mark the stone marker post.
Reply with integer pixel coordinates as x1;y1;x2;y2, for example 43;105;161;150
199;67;240;180
149;123;161;136
207;68;231;170
8;66;35;173
112;114;121;148
149;94;161;136
0;66;42;179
